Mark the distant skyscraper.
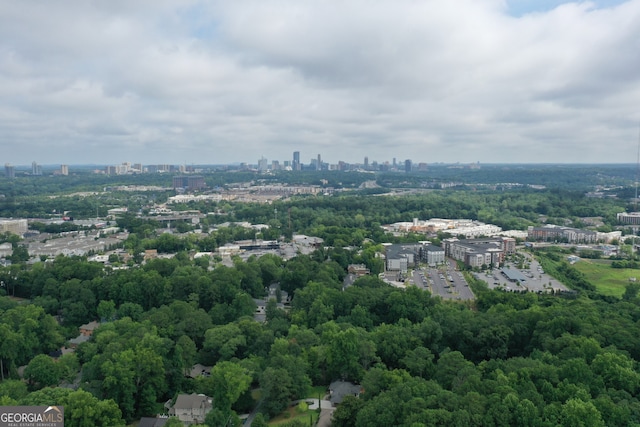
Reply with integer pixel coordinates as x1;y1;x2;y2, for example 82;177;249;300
393;158;397;168
364;156;369;168
258;156;268;172
405;159;412;173
31;161;42;176
293;151;300;171
4;163;15;179
60;164;69;176
317;154;322;171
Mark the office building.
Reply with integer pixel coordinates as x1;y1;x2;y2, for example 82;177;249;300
4;164;15;179
173;175;205;192
293;151;301;171
405;159;412;173
60;164;69;176
258;157;268;172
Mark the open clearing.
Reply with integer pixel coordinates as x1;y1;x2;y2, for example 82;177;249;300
572;259;637;298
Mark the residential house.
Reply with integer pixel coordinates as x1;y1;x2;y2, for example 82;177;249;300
168;393;212;425
329;381;363;406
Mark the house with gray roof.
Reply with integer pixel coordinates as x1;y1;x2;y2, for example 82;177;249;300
167;393;212;425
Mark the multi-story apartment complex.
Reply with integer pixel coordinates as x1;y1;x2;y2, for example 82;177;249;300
0;219;28;236
527;225;597;243
385;242;447;271
442;237;515;268
31;161;42;176
617;212;640;225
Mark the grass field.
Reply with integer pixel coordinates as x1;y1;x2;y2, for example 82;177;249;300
572;259;638;298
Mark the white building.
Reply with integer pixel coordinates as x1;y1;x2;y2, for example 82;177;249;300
0;219;28;236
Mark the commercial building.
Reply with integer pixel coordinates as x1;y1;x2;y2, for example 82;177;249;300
293;151;301;171
173;175;205;192
0;219;28;236
617;212;640;225
4;164;15;179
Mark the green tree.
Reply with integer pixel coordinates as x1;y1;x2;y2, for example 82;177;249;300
332;394;365;427
560;398;605;427
260;367;293;417
97;300;116;321
0;323;19;380
101;345;166;420
203;361;252;413
24;354;61;389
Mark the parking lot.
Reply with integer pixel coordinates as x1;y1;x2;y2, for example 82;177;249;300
395;252;569;300
413;263;475;301
475;253;568;294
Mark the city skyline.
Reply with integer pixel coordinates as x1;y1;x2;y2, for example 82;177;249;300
1;1;639;165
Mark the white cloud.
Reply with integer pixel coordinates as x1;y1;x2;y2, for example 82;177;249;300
0;0;639;165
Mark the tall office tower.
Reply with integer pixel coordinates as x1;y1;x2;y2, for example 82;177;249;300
31;161;42;175
4;163;15;179
393;158;397;168
293;151;300;171
60;164;69;175
317;154;322;170
272;160;280;171
405;159;412;173
364;156;369;168
258;156;268;172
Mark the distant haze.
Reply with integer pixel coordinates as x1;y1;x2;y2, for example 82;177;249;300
0;0;638;165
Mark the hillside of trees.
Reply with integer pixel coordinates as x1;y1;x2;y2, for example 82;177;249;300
1;246;640;426
1;167;640;426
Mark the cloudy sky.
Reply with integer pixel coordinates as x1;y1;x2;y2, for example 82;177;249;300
1;0;639;166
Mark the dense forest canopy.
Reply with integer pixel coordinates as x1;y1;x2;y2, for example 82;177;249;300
1;165;640;426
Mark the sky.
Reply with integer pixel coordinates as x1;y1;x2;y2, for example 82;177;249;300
1;0;639;166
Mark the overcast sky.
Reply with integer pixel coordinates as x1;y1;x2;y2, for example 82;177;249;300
1;0;639;166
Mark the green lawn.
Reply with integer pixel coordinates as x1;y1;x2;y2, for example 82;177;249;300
269;402;319;426
267;386;326;426
572;259;637;298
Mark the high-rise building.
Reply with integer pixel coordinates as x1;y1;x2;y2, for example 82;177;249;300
405;159;412;173
173;175;205;191
317;154;322;171
258;156;268;172
31;161;42;176
293;151;300;171
364;156;369;168
60;164;69;176
4;164;15;179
